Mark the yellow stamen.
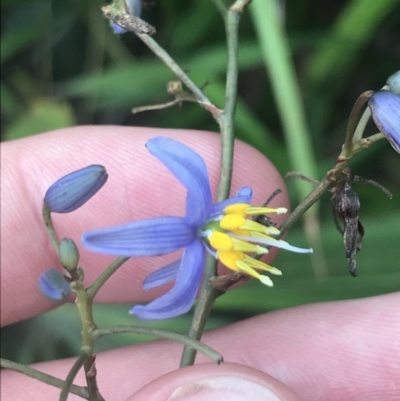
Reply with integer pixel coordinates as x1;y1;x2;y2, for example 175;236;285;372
220;215;280;236
223;203;250;216
244;206;288;215
209;232;268;254
217;250;276;287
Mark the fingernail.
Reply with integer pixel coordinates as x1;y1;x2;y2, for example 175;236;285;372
166;376;283;401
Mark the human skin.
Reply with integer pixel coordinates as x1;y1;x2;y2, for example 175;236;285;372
1;126;399;401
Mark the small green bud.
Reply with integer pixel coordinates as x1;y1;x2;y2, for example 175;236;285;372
59;238;80;271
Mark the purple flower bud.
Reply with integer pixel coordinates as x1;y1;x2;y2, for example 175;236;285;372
59;238;80;271
387;71;400;95
44;165;108;213
369;90;400;154
110;0;142;35
38;269;71;301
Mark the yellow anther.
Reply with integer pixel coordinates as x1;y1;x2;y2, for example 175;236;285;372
209;232;234;252
217;250;277;287
223;203;250;216
220;215;280;237
218;250;243;271
220;214;246;231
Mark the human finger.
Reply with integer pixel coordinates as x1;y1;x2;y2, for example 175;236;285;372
1;293;398;401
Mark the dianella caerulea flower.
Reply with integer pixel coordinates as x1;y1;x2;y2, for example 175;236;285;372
82;137;312;320
369;90;400;154
44;165;108;213
111;0;142;34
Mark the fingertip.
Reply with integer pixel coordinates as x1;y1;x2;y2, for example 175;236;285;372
127;363;303;401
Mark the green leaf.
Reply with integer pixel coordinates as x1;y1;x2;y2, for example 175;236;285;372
4;98;75;140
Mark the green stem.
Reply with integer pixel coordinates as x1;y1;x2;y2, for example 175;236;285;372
135;33;220;118
209;0;227;18
278;178;333;237
42;204;60;254
87;256;129;300
59;350;90;401
0;358;88;399
75;282;105;400
92;326;223;364
180;1;245;368
352;104;371;142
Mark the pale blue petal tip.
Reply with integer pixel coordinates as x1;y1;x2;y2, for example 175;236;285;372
38;269;71;301
387;71;400;95
369;90;400;154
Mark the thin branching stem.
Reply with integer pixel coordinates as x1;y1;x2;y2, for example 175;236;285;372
87;256;129;300
1;358;88;399
92;326;223;364
180;0;247;368
59;350;90;401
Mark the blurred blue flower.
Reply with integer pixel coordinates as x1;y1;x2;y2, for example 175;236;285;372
111;0;142;34
82;137;312;320
387;70;400;95
38;269;71;301
369;90;400;154
44;165;108;213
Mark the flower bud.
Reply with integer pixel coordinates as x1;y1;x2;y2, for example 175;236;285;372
44;165;108;213
111;0;142;34
59;238;80;271
387;71;400;95
38;269;71;301
369;90;400;154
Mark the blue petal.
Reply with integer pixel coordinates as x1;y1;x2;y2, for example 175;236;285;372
369;90;400;154
44;165;108;213
387;70;400;95
142;258;181;290
146;137;212;227
81;217;196;257
109;0;142;34
38;269;71;301
130;240;205;319
210;186;253;216
110;22;127;34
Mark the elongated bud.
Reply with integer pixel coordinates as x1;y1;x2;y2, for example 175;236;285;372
38;269;71;301
387;71;400;95
44;165;108;213
111;0;142;34
369;90;400;154
59;238;80;271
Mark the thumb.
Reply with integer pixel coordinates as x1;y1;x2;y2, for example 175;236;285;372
128;363;303;401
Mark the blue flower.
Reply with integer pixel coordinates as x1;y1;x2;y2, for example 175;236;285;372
44;165;108;213
38;269;71;301
111;0;142;34
387;70;400;95
369;90;400;154
81;137;312;320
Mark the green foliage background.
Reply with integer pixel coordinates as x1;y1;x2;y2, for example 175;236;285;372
1;0;399;364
